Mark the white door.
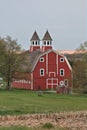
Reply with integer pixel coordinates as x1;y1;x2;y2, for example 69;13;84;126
47;78;58;89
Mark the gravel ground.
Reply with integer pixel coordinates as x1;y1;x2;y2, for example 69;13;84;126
0;111;87;130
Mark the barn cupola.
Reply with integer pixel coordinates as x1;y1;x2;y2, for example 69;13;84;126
42;30;53;52
30;31;40;52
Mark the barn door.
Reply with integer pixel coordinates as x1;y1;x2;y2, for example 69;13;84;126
47;78;58;90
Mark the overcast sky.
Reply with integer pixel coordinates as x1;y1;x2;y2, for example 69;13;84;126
0;0;87;50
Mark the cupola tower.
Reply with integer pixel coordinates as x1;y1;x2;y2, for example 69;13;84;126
42;30;53;52
30;31;40;52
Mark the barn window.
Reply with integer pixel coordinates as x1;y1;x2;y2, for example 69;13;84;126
44;41;46;45
59;81;64;86
40;57;44;62
35;41;37;45
32;41;34;45
47;41;50;45
64;79;68;87
60;69;64;76
40;69;44;76
60;58;64;62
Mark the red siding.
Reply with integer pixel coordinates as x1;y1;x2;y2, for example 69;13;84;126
12;50;73;93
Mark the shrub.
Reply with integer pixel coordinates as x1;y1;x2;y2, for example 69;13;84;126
42;123;54;129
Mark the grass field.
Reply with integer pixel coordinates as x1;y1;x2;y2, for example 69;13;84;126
0;126;68;130
0;89;87;115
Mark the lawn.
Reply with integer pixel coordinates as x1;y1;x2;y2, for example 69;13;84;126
0;126;68;130
0;89;87;115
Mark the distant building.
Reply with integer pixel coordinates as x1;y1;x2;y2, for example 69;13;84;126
12;31;73;93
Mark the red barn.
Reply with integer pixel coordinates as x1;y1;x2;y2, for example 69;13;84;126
12;31;73;93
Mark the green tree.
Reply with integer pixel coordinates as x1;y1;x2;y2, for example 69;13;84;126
68;42;87;93
73;60;87;92
0;36;25;90
72;42;87;93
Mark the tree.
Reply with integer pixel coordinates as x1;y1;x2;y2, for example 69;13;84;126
72;60;87;92
77;41;87;50
67;42;87;93
71;42;87;93
0;36;26;90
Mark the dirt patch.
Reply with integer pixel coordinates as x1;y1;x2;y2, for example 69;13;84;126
0;111;87;130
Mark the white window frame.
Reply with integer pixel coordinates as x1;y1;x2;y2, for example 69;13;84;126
60;69;64;76
59;81;64;87
32;41;39;46
64;79;68;87
40;57;44;62
40;69;44;76
60;58;64;62
43;41;51;46
49;72;56;77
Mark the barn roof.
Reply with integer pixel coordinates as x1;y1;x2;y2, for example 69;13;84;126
30;31;40;41
42;30;52;41
21;49;41;73
21;49;56;73
21;49;72;73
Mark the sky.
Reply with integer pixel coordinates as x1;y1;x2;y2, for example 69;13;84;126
0;0;87;50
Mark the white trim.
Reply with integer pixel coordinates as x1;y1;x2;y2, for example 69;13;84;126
40;69;44;76
49;72;56;77
31;49;58;72
42;46;45;52
64;79;68;87
64;56;72;71
30;45;33;52
60;69;64;76
46;54;48;74
60;57;64;62
56;54;58;75
31;41;40;46
31;73;33;90
47;78;58;89
43;41;52;46
60;81;64;86
40;57;44;62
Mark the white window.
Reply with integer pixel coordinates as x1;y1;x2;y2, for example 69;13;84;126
44;41;46;45
60;58;64;62
40;57;44;62
40;69;44;76
35;41;37;45
47;41;50;45
60;69;64;76
59;81;64;87
64;79;68;87
43;41;51;46
32;41;34;45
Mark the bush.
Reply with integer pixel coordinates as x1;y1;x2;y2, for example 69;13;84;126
82;89;87;94
42;123;54;129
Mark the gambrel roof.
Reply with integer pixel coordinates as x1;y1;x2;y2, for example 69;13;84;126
21;49;41;72
42;30;52;41
22;49;72;73
30;31;40;41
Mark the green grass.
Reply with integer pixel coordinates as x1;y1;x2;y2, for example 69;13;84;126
0;89;87;115
0;126;69;130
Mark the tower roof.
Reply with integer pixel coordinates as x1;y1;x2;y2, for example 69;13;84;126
30;31;40;41
42;30;52;41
